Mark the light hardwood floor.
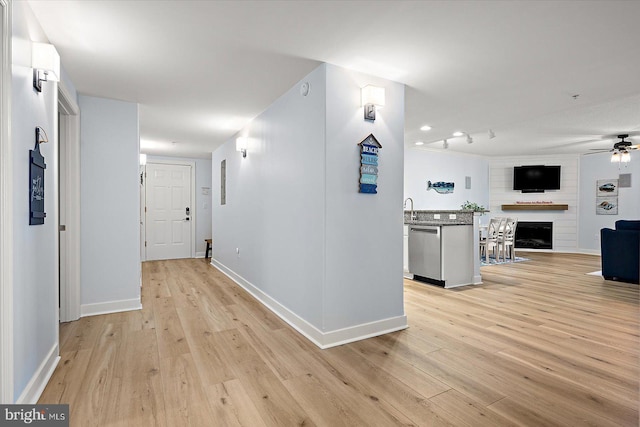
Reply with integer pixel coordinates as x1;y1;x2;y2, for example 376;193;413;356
39;252;639;426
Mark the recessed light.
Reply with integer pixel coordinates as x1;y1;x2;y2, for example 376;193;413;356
420;125;432;131
415;141;425;146
452;131;464;137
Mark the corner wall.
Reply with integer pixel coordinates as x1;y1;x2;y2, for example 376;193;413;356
211;64;407;347
323;64;405;332
79;95;141;316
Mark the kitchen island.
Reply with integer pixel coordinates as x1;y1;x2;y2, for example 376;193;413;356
403;210;482;288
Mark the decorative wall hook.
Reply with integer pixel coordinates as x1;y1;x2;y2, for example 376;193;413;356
35;126;49;144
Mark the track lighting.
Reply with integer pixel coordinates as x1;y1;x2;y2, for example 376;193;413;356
488;129;496;139
443;139;449;149
466;134;473;144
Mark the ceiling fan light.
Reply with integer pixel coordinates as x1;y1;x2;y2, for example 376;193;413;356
610;151;620;163
621;151;631;163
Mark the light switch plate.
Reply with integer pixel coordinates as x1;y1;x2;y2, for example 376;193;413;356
434;214;441;219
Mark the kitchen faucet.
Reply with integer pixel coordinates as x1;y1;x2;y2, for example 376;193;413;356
403;197;416;221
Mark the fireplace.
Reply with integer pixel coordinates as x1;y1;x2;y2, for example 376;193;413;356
515;221;552;249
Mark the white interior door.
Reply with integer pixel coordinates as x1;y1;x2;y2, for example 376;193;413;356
146;163;192;260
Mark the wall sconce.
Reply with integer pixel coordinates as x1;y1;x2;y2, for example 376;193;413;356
361;85;385;121
139;153;147;166
236;137;248;158
32;42;60;93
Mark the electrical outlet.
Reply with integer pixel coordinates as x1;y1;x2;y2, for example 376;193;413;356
434;214;441;219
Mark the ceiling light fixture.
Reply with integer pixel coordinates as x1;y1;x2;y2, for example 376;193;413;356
361;85;385;121
443;139;449;149
452;131;464;137
420;125;432;131
415;141;424;146
466;134;473;144
610;151;620;163
620;150;631;163
488;129;496;139
32;42;60;93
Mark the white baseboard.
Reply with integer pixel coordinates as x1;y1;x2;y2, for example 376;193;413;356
81;298;142;318
518;249;601;256
211;259;408;349
16;343;60;404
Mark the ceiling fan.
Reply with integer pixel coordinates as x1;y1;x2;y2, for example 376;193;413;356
587;134;639;161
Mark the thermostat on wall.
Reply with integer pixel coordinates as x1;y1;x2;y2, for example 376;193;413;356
300;82;311;97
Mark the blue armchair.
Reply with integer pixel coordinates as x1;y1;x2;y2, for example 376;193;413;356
600;220;640;284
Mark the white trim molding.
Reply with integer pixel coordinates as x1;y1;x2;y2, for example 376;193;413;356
15;344;60;404
58;81;81;322
0;0;13;404
81;298;142;318
211;259;408;349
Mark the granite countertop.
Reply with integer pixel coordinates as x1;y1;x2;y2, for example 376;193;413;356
403;209;475;225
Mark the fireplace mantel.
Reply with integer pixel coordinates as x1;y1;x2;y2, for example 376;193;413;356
502;204;568;211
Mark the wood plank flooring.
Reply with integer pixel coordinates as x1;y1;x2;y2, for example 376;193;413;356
39;252;639;426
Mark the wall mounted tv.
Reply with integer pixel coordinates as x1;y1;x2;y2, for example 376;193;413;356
513;165;561;193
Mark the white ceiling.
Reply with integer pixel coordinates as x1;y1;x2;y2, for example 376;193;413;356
28;1;640;159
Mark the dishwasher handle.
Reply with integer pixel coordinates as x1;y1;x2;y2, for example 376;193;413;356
410;227;439;234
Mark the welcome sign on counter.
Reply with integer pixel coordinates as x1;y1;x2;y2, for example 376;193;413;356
358;134;381;194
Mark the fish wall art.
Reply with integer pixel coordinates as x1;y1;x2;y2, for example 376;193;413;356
427;180;454;194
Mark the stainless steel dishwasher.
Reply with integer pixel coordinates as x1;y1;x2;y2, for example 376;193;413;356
408;225;441;280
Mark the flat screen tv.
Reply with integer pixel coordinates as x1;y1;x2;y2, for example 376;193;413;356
513;165;561;193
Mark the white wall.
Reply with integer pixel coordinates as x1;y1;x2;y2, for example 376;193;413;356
404;148;490;212
10;1;59;402
490;155;579;252
212;63;407;346
146;155;212;257
79;95;141;315
578;152;640;253
212;64;327;329
323;64;405;331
